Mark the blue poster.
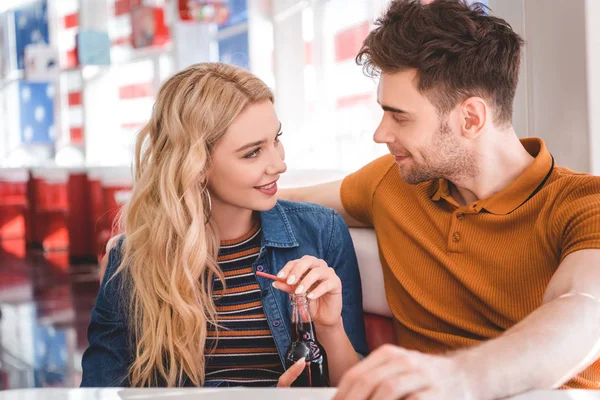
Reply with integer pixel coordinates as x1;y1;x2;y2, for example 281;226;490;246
218;30;249;70
33;325;67;387
218;0;247;30
19;81;55;144
0;14;7;76
13;0;49;69
468;0;488;11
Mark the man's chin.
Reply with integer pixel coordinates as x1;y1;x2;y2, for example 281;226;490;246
398;169;433;185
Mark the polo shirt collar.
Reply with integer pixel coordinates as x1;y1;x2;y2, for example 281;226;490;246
431;138;554;215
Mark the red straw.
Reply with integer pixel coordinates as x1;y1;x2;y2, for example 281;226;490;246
256;271;282;282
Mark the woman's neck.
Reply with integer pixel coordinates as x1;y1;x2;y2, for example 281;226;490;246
210;198;258;242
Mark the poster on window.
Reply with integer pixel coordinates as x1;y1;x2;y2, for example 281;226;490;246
131;6;170;49
178;0;231;25
18;81;55;145
13;0;49;70
218;30;249;70
24;44;58;82
33;325;67;388
218;0;246;30
0;15;6;77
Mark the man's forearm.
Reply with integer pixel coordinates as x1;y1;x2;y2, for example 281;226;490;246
315;320;361;386
278;185;329;205
278;181;369;228
278;181;343;210
277;187;304;203
453;294;600;399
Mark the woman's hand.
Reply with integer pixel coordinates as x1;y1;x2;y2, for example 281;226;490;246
277;357;306;387
273;255;342;328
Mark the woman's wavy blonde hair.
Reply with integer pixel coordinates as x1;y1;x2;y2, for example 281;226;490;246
114;63;274;387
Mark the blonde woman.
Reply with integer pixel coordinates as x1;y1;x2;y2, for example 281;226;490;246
81;63;368;388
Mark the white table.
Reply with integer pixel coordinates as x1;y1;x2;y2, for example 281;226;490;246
1;389;600;400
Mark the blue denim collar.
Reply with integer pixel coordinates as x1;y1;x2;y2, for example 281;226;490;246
259;202;299;249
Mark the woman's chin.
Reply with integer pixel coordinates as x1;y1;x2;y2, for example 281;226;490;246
249;196;278;212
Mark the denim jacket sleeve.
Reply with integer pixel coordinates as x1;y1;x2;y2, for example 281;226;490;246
80;244;132;387
325;212;369;357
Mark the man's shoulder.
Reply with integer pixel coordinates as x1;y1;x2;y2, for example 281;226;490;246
347;154;416;196
550;166;600;196
545;167;600;220
345;154;397;184
371;153;397;169
553;165;599;179
364;154;398;180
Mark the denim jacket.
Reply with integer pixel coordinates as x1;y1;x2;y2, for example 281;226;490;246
81;200;368;387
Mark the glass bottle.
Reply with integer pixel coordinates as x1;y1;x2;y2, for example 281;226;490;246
284;293;330;387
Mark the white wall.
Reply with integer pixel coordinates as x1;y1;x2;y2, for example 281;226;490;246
490;0;598;174
586;0;600;175
487;0;528;139
524;0;590;173
271;1;306;168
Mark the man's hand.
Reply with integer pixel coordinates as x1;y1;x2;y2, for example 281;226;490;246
334;345;476;400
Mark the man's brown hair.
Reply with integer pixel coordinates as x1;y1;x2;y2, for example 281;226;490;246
357;0;524;126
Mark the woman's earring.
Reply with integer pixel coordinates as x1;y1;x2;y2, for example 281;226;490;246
204;190;212;223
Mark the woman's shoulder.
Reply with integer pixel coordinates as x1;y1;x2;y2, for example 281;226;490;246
93;235;130;320
271;201;357;269
99;234;124;280
97;235;129;309
275;199;339;217
273;200;349;237
99;234;125;282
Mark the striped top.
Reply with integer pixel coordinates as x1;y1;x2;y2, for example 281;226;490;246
205;223;284;386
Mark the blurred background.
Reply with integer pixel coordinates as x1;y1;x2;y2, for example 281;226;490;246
0;0;599;390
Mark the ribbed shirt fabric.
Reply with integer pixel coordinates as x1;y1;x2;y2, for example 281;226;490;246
341;138;600;389
205;224;284;386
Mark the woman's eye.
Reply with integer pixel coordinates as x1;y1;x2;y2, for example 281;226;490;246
244;149;260;159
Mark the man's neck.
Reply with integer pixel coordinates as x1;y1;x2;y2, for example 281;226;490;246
449;130;534;206
210;198;257;242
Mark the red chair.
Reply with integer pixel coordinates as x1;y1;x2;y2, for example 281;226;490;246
42;249;70;273
27;173;39;245
0;168;29;258
0;369;8;390
67;170;93;261
30;168;70;272
364;313;395;351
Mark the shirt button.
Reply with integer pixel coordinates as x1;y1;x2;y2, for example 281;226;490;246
456;212;465;220
256;265;264;272
452;232;461;242
273;320;280;327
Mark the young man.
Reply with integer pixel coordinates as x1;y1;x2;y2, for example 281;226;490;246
282;1;600;399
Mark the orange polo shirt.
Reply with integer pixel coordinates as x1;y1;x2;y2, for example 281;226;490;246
341;138;600;389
